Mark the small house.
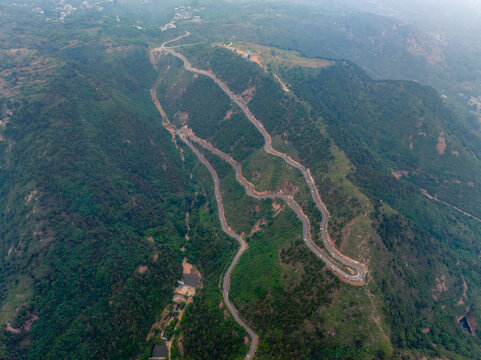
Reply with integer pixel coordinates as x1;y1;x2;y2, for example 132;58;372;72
150;343;168;359
182;273;200;288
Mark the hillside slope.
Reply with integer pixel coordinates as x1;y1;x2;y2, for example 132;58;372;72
0;7;247;359
2;1;481;359
167;41;481;359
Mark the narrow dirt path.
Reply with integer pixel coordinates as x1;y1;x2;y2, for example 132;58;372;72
421;188;481;223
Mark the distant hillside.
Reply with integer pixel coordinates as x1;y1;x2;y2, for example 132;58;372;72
182;1;481;133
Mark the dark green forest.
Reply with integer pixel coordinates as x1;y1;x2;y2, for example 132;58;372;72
0;4;245;359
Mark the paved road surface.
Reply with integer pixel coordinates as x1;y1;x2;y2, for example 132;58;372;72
153;35;259;359
177;132;258;360
161;33;366;282
178;129;363;281
153;33;368;360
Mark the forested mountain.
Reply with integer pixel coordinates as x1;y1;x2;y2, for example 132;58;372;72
191;0;481;133
1;0;481;359
0;18;185;360
0;3;245;359
162;42;481;358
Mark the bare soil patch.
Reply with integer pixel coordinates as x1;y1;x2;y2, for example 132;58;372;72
24;190;37;204
392;170;409;179
5;323;21;334
174;111;189;125
250;218;267;236
433;275;448;300
223;109;233;121
272;201;284;217
437;136;446;154
182;258;193;274
406;37;444;65
137;265;148;274
175;286;196;297
23;311;39;331
457;279;468;306
5;309;39;334
240;86;256;103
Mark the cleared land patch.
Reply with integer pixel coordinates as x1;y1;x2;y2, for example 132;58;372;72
223;42;333;69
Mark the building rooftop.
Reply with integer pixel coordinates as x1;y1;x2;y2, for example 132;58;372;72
182;273;200;288
151;343;168;359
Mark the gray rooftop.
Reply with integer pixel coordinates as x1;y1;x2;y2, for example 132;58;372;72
182;273;200;288
151;344;168;358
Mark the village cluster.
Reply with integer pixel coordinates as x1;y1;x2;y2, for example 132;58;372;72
13;0;106;20
160;6;202;31
148;260;201;360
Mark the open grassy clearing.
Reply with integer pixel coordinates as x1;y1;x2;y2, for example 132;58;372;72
0;276;32;326
224;42;333;70
242;148;305;195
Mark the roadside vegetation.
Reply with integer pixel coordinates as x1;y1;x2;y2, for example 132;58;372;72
0;7;246;359
162;40;481;358
2;0;481;359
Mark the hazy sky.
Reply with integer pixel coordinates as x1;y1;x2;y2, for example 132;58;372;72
285;0;481;39
290;0;481;18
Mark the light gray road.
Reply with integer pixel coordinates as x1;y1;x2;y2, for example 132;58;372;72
156;32;367;360
154;33;259;360
176;132;258;360
161;33;366;283
178;129;363;281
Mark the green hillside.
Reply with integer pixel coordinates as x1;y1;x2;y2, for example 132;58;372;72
2;0;481;359
165;42;481;358
0;5;245;359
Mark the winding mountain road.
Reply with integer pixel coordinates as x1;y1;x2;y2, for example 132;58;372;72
152;32;367;360
177;132;258;360
152;35;259;359
178;128;363;281
160;32;366;282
